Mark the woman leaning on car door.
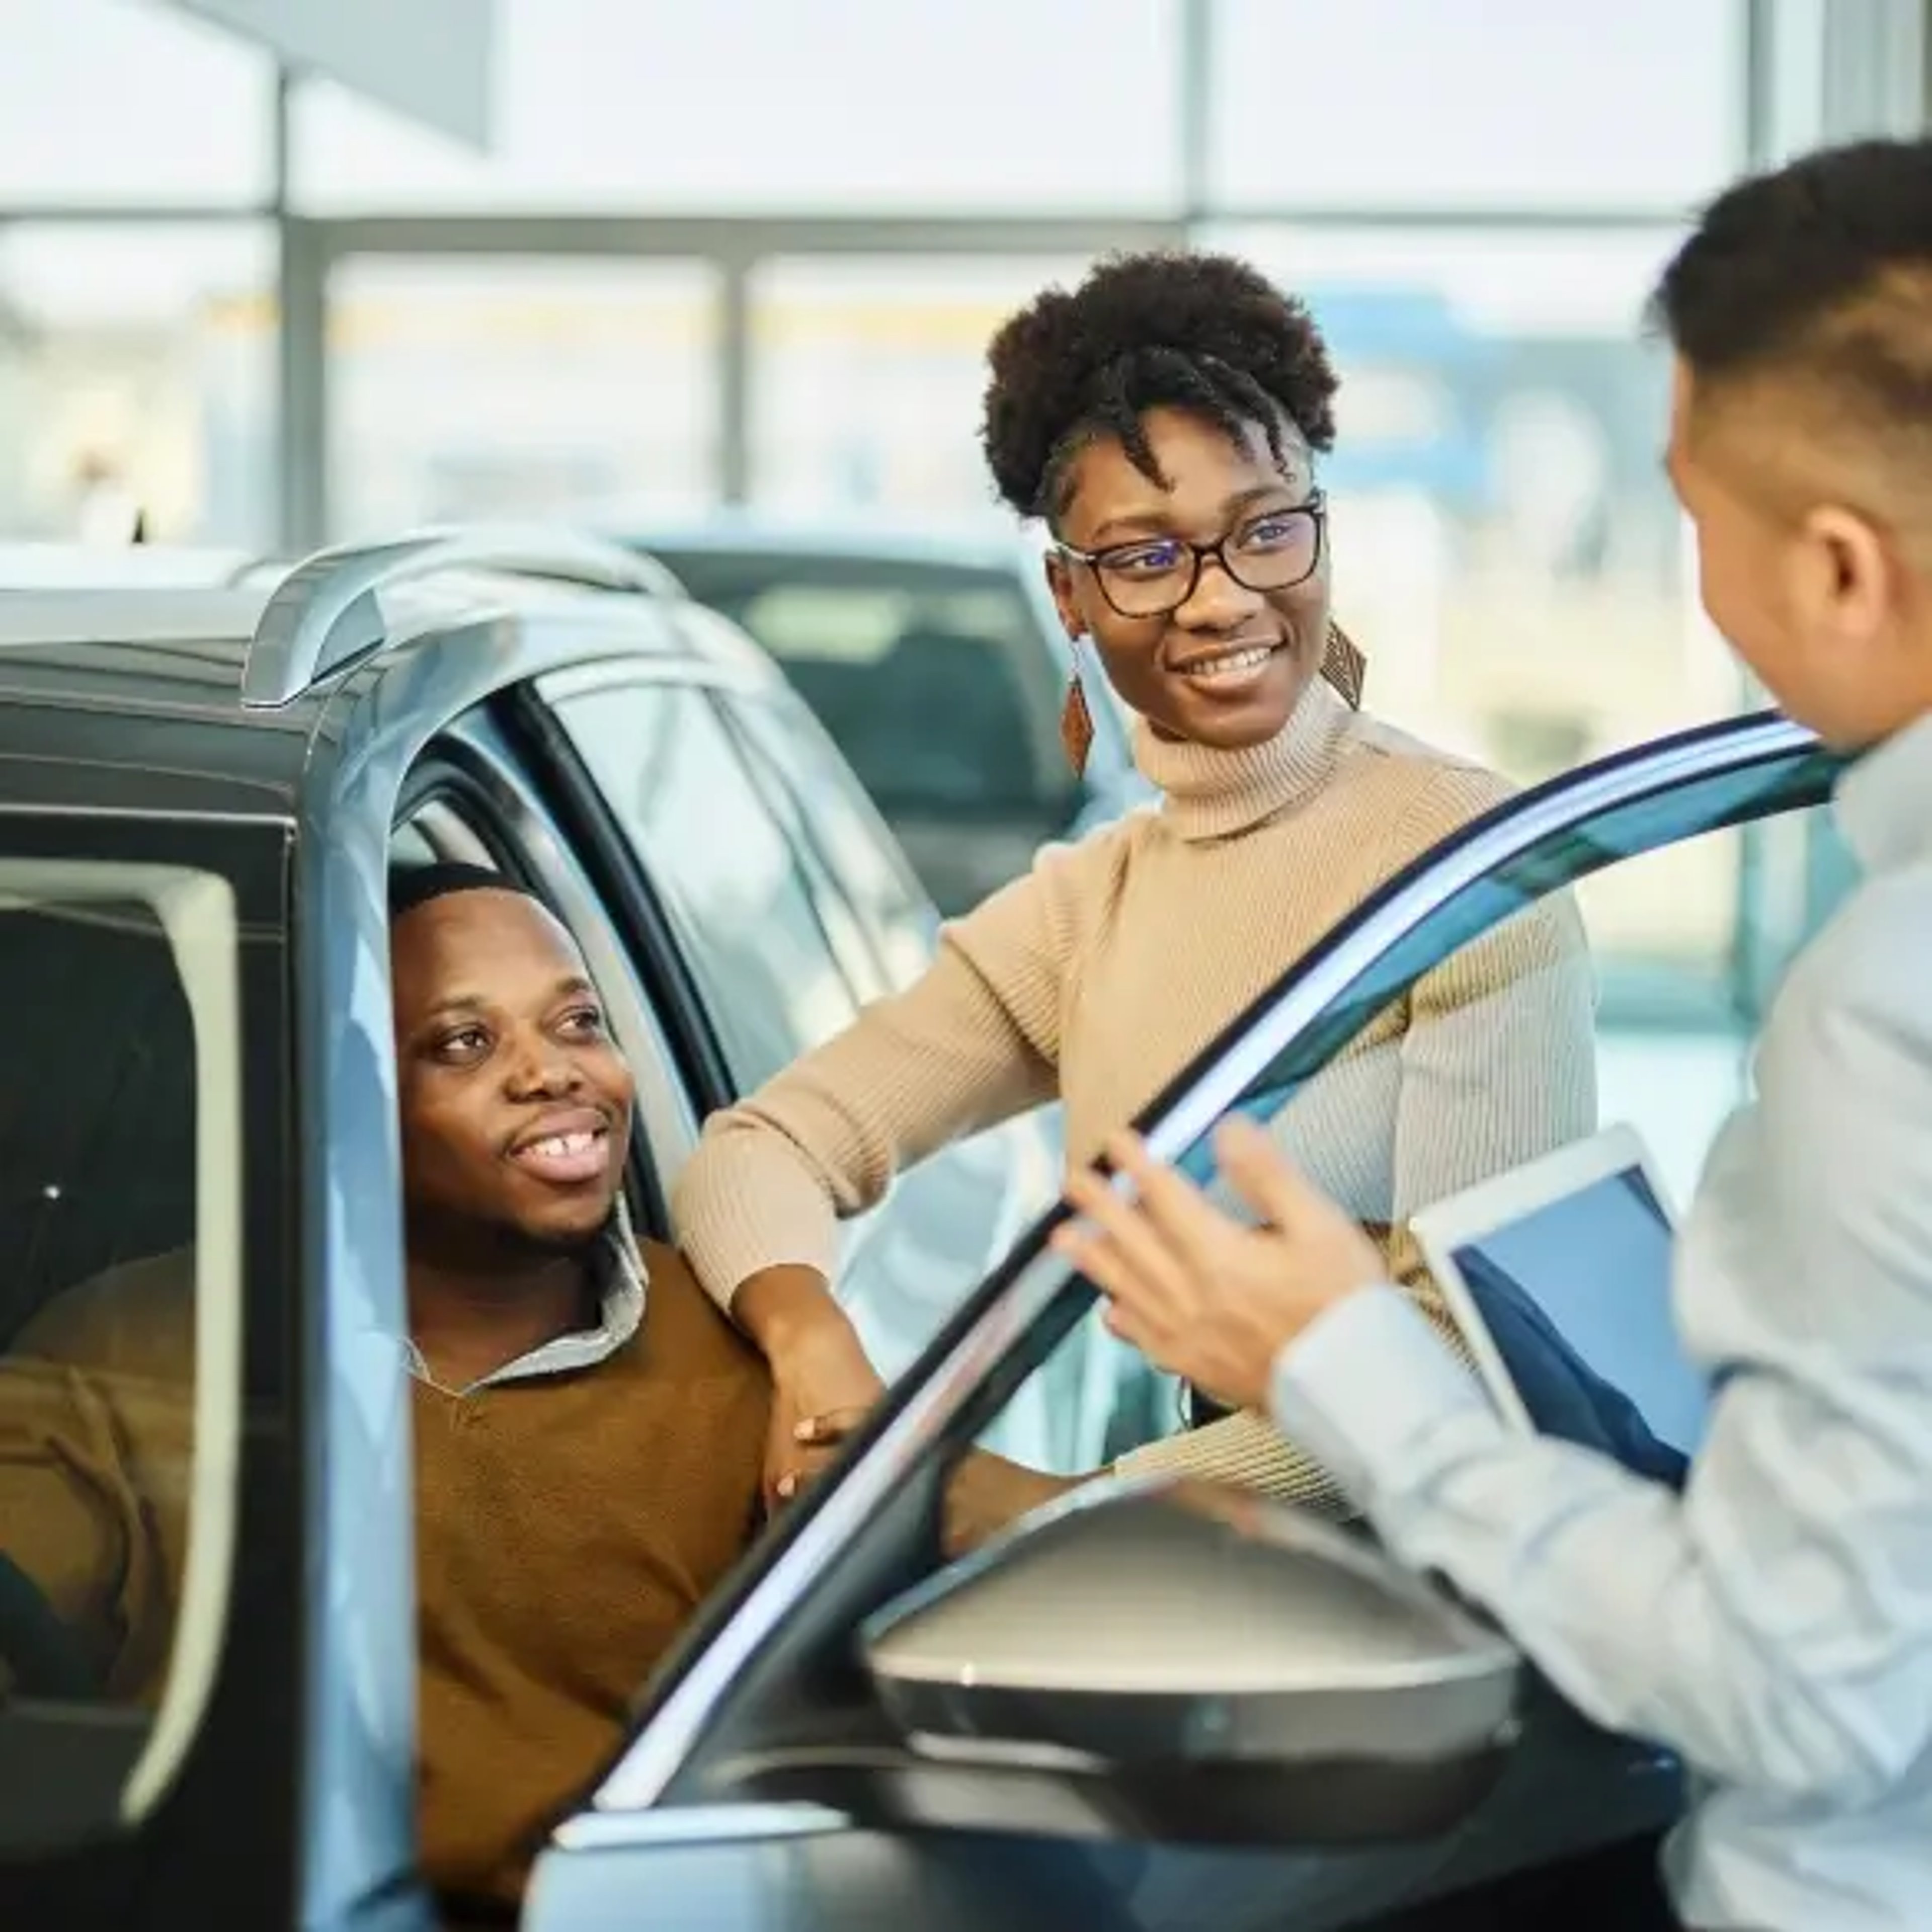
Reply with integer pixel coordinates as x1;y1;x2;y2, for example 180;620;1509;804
672;249;1597;1539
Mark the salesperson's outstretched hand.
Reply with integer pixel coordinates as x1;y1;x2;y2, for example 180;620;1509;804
1055;1119;1386;1411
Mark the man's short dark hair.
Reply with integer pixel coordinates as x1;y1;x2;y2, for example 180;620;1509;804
388;861;534;925
1650;137;1932;430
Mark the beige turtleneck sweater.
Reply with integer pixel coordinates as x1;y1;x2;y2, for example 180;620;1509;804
673;678;1598;1506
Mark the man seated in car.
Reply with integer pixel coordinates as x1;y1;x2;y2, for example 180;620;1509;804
0;862;769;1914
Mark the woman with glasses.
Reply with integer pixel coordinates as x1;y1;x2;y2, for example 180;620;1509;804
673;251;1598;1539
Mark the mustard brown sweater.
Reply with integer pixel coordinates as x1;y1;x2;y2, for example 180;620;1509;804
673;678;1599;1504
415;1243;767;1907
0;1237;767;1910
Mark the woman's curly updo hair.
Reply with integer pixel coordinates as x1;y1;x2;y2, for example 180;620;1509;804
981;250;1339;526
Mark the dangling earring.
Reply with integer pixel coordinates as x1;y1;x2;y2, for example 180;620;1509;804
1320;620;1367;710
1060;637;1096;778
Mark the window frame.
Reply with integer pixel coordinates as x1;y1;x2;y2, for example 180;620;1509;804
394;725;710;1238
497;671;740;1118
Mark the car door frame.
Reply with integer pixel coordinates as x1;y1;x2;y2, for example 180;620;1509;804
289;596;769;1931
520;709;1840;1932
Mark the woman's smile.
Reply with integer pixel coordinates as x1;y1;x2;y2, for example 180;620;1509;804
1164;637;1290;697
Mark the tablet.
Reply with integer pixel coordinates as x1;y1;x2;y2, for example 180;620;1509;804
1411;1123;1708;1467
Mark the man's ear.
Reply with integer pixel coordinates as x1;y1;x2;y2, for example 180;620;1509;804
1793;501;1898;648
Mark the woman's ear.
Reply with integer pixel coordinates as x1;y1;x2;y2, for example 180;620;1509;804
1044;549;1083;641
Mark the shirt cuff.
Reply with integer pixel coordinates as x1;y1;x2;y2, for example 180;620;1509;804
1270;1283;1501;1507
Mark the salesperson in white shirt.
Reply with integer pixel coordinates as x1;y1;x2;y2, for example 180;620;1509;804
1055;134;1932;1932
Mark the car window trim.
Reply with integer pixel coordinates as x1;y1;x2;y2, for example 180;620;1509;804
123;865;246;1821
0;803;294;828
584;709;1832;1817
1135;720;1829;1173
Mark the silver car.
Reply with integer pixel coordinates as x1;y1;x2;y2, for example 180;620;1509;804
0;532;1834;1928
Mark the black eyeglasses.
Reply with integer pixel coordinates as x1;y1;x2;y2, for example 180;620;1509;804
1057;493;1328;620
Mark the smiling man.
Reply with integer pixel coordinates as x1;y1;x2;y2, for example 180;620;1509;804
387;864;770;1917
390;862;641;1396
0;865;768;1919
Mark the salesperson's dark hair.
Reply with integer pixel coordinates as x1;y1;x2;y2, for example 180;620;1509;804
1650;136;1932;425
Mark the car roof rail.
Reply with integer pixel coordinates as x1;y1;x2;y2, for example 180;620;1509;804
239;524;682;709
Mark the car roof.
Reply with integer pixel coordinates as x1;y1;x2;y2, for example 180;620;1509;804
0;542;782;814
0;587;271;650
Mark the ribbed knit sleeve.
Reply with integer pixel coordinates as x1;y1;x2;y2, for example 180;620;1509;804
1116;764;1600;1509
672;836;1100;1309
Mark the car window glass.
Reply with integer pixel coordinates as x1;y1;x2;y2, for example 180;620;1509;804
0;857;242;1851
938;771;1832;1558
681;565;1069;816
725;692;939;994
546;680;864;1092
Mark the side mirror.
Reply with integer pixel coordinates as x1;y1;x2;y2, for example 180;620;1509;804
861;1478;1521;1846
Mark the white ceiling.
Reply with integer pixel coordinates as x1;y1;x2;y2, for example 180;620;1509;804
166;0;495;146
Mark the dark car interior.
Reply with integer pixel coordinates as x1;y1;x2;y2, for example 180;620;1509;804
0;895;197;1832
0;900;196;1350
648;552;1079;822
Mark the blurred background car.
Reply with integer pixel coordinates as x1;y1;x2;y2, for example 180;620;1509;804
617;516;1150;913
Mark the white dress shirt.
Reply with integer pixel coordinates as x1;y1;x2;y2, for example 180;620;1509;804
1271;709;1932;1931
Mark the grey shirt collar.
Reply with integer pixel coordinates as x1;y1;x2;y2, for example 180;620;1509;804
404;1195;647;1397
